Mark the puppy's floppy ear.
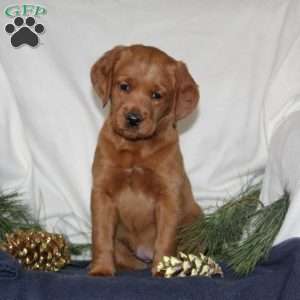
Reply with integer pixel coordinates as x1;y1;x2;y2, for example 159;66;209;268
91;46;124;107
175;61;199;121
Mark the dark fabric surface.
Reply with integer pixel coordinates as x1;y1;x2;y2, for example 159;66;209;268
1;238;300;300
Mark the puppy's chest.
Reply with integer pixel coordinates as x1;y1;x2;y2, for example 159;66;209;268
112;164;161;232
113;164;161;197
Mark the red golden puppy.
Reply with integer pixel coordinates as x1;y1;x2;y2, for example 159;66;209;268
89;45;202;276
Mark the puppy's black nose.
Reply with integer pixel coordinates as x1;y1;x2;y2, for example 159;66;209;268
126;112;142;127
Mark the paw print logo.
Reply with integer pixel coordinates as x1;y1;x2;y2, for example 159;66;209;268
5;16;45;48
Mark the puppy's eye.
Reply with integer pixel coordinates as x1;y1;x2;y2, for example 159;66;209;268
119;82;130;92
151;91;161;100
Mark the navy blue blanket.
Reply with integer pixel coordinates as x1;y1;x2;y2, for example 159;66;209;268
1;239;300;300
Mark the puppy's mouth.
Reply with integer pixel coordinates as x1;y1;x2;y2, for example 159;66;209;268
111;118;156;140
113;125;156;141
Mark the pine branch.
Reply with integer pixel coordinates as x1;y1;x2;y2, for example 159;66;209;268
177;184;289;276
0;192;42;242
225;191;289;275
177;183;262;259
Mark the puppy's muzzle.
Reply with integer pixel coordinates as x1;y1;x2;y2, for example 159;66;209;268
126;112;143;127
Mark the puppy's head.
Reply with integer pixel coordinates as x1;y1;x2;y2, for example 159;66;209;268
91;45;199;140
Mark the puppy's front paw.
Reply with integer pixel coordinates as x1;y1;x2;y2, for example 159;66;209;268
151;264;160;277
152;263;166;277
151;258;163;277
89;258;116;276
151;251;175;277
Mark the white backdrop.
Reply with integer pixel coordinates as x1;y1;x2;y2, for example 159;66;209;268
0;0;299;251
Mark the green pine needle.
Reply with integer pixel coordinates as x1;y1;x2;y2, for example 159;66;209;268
0;192;42;241
177;184;290;276
226;191;289;275
177;183;262;259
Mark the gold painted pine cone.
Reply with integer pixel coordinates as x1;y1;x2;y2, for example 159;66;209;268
0;230;71;272
156;252;223;278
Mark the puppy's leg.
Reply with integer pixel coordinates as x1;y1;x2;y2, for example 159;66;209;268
89;189;117;276
181;202;203;226
152;196;178;276
115;239;148;271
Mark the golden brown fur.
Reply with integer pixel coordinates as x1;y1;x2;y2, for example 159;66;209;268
89;45;202;276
